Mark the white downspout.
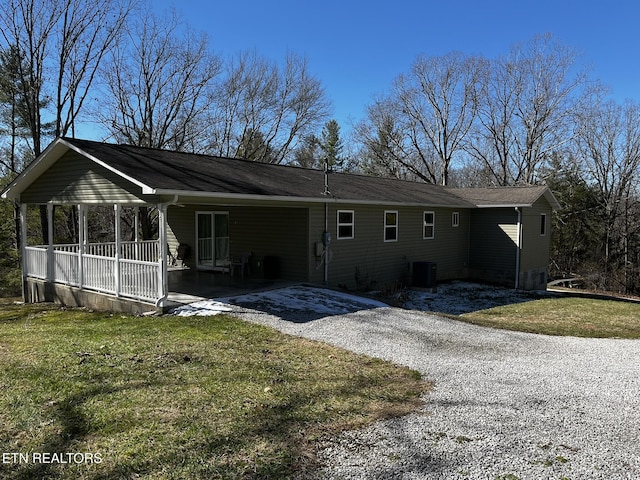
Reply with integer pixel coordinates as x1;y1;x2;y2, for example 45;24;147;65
515;207;522;289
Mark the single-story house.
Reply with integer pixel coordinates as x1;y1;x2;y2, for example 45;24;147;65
1;137;560;313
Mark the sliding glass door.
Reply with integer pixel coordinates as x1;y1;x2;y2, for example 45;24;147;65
196;212;229;270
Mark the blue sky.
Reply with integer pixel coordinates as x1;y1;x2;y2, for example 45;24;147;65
155;0;640;134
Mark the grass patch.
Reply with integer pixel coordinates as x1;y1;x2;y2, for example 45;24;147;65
461;296;640;338
0;299;428;479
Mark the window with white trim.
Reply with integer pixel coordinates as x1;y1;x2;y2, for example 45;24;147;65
452;211;459;228
540;213;547;236
423;211;435;239
384;211;398;242
337;210;354;239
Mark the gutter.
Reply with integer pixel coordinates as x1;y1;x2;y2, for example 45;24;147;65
474;203;533;209
149;189;475;209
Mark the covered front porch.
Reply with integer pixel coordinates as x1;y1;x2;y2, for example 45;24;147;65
3;138;312;313
20;202;170;312
20;202;296;313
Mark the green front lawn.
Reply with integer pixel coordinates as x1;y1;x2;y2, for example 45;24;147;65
461;296;640;338
0;300;427;479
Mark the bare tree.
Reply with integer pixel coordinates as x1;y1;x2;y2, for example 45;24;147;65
53;0;134;138
356;52;484;185
574;99;640;291
0;0;133;245
355;98;419;180
0;0;133;151
468;34;587;185
206;51;330;164
98;7;221;151
0;0;58;157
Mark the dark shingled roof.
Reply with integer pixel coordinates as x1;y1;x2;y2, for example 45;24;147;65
2;137;558;210
449;186;560;209
64;138;475;207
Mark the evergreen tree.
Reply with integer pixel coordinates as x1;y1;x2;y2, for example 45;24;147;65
319;119;344;170
292;133;321;168
545;155;606;286
236;129;275;163
0;46;34;175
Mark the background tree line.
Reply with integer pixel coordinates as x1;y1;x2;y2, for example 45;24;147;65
0;0;638;295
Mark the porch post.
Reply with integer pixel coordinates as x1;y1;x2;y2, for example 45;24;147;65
77;204;85;289
20;204;27;296
82;205;88;251
156;203;168;306
114;204;121;297
47;203;54;282
133;207;140;260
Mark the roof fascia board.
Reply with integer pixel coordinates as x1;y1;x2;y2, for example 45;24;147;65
152;189;475;209
543;189;562;210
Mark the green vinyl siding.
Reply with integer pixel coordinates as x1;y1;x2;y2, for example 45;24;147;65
20;151;149;204
520;199;552;272
519;198;553;289
168;204;309;281
308;204;470;289
468;209;518;286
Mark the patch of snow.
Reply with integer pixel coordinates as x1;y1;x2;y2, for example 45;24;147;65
170;282;554;318
170;285;388;317
403;281;554;315
172;300;234;317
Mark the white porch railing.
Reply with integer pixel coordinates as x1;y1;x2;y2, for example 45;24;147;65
25;246;48;279
120;259;159;301
53;249;80;285
25;240;162;304
53;240;159;261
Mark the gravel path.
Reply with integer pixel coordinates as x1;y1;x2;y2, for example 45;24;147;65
225;303;640;480
171;286;640;479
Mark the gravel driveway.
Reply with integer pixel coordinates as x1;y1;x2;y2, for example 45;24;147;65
173;287;640;479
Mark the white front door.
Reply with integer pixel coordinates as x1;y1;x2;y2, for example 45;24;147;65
196;212;229;270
